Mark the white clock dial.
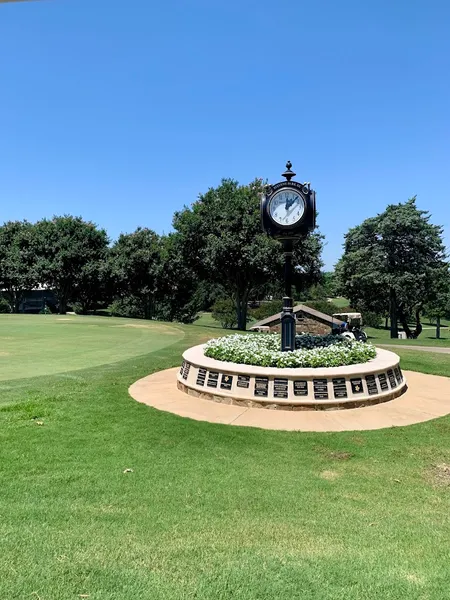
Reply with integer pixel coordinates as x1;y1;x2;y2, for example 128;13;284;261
269;190;305;226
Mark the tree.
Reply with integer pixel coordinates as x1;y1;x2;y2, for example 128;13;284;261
336;198;448;339
109;228;161;319
34;216;109;314
0;221;39;312
155;233;200;323
173;178;323;330
424;268;450;339
72;256;111;314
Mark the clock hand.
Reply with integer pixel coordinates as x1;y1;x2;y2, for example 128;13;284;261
285;199;300;219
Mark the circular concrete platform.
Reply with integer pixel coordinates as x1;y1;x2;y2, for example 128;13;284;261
178;345;406;410
129;368;450;432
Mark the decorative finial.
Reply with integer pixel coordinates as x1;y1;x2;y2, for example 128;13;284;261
282;161;296;182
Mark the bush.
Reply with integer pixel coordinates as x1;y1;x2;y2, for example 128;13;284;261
0;297;11;313
211;298;237;329
303;300;341;316
110;297;145;319
295;333;345;350
362;311;382;328
204;333;377;368
39;305;52;315
250;300;283;321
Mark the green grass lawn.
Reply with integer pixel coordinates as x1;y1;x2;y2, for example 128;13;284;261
1;315;450;599
0;314;185;381
365;325;450;347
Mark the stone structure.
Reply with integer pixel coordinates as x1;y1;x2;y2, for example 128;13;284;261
251;303;335;335
177;344;407;411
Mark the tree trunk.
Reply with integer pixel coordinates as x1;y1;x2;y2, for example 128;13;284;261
389;288;398;339
436;315;441;339
385;316;389;330
236;290;250;331
398;304;422;339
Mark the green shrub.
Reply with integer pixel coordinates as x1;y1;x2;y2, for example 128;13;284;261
39;305;52;315
211;298;237;329
0;297;11;313
250;300;283;321
110;298;145;319
362;311;382;328
295;333;345;350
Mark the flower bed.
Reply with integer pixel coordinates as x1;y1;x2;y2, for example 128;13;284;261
204;333;377;368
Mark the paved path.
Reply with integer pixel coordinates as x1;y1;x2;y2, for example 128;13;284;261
129;368;450;432
379;344;450;354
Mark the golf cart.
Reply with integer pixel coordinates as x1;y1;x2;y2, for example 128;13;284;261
332;312;368;342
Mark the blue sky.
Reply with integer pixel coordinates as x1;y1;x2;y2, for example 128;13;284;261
1;0;449;270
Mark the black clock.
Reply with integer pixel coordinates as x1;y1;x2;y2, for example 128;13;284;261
261;164;315;240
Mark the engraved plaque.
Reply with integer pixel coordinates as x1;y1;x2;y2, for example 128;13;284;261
313;378;328;400
394;366;403;384
182;362;191;380
273;378;288;399
293;380;308;396
237;375;250;389
365;374;378;396
207;371;219;388
350;378;363;394
332;378;348;399
254;377;269;397
378;373;388;391
220;374;233;390
196;368;206;386
387;369;397;388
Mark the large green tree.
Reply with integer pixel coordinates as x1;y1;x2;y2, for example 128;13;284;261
34;216;109;314
0;220;39;312
336;198;448;338
154;233;200;323
109;228;161;320
173;178;323;330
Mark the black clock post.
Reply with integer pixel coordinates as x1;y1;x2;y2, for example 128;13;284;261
261;162;316;352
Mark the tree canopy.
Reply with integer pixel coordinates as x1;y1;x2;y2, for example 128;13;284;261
173;178;324;330
336;198;449;338
0;220;38;312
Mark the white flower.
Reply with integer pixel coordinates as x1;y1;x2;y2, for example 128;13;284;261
204;333;376;369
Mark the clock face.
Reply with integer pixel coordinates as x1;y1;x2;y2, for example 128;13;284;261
269;189;305;227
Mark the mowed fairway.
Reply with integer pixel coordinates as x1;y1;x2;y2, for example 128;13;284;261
1;316;450;599
0;315;184;381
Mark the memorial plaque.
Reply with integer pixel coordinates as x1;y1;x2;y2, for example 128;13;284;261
182;362;191;380
332;378;348;399
196;368;207;386
220;374;233;390
273;378;288;399
207;371;219;388
350;378;363;394
180;360;185;376
237;375;250;389
293;380;308;396
387;369;397;388
378;373;389;391
365;374;378;396
394;366;403;384
313;378;329;400
254;377;269;397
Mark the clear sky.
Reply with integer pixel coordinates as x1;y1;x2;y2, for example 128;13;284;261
1;0;449;270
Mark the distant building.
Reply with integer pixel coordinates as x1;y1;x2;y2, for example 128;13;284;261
19;288;57;313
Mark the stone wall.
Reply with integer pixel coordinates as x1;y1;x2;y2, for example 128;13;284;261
270;315;330;336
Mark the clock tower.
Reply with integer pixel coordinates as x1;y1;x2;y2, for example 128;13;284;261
261;162;316;351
